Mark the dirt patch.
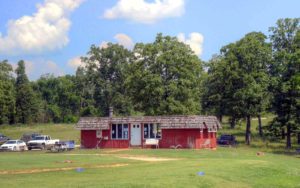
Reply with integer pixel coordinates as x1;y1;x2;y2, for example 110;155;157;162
62;153;182;162
0;163;128;175
117;155;181;162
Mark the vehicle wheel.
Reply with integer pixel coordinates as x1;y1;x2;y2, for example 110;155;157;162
41;144;45;150
28;147;32;150
13;146;16;151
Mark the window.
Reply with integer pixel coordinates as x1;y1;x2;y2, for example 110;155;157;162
144;123;161;139
111;124;129;140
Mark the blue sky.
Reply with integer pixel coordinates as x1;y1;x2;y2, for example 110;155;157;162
0;0;299;80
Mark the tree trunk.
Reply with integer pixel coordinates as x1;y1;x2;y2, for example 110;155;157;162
258;114;263;137
218;115;223;123
298;133;300;145
245;115;251;145
230;117;236;129
286;124;291;149
281;128;285;139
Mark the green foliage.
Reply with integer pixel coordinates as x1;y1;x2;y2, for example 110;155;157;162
268;18;300;148
81;43;133;116
203;32;272;144
0;60;15;124
127;33;203;115
34;74;81;123
15;60;39;124
220;32;272;117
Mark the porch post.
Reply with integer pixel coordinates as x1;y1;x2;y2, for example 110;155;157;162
200;129;203;139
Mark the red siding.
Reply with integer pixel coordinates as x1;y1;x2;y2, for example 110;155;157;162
158;129;201;148
81;128;217;149
81;130;97;148
99;129;129;148
155;129;217;149
81;130;130;148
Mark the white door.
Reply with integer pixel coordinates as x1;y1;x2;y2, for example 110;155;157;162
130;124;141;146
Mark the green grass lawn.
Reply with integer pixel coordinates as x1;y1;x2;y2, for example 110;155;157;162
0;116;299;188
0;148;299;188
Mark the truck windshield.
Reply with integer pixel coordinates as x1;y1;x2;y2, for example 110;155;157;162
33;136;45;140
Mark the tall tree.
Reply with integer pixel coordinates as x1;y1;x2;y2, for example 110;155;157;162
82;43;133;116
0;60;15;124
220;32;272;145
269;18;300;148
15;60;37;124
127;34;203;115
202;55;227;123
75;67;98;117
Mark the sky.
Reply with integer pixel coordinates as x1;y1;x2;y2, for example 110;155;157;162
0;0;299;80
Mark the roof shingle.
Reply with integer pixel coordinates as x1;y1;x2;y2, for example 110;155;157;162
75;115;221;130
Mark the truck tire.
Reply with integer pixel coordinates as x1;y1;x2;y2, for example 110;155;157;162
28;147;32;150
41;143;45;150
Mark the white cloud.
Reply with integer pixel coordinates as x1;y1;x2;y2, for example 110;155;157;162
177;32;204;56
103;0;185;24
114;33;134;49
68;56;84;69
0;0;84;55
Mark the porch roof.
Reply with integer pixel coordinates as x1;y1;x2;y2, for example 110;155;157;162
75;115;221;130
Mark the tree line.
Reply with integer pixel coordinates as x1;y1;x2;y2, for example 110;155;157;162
0;18;299;148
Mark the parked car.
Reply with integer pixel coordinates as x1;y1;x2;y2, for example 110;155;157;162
217;134;237;146
0;134;10;145
27;135;59;150
0;140;27;151
20;132;41;144
47;140;75;152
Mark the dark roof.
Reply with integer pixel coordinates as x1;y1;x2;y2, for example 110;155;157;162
75;115;221;131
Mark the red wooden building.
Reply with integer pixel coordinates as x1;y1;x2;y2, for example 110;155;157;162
75;115;221;149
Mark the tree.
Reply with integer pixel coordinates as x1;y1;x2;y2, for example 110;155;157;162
81;43;133;116
268;18;300;148
127;34;203;115
0;60;15;124
202;55;227;123
220;32;272;145
75;67;98;117
35;74;81;123
15;60;38;124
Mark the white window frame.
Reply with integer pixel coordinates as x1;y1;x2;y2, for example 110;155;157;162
143;123;162;139
111;124;129;140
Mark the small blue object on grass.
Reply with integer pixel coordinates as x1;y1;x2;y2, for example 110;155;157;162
197;171;205;176
76;168;84;172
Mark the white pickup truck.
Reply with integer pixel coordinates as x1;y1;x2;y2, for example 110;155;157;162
27;135;59;150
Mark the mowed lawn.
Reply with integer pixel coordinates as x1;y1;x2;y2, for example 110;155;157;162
0;148;299;188
0;118;299;188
